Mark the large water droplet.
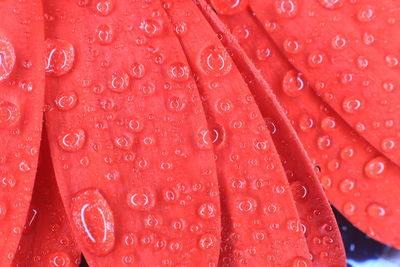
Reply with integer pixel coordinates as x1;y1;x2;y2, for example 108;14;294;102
0;39;15;81
57;128;86;152
71;189;115;255
45;39;75;76
200;45;232;77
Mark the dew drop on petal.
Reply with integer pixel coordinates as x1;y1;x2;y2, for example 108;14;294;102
167;62;190;82
114;134;134;150
209;0;249;15
129;63;145;79
318;0;345;9
71;189;115;256
55;91;78;111
0;39;15;81
45;39;75;76
339;178;355;193
0;100;20;128
366;203;386;218
47;251;71;267
342;96;362;114
200;45;232;77
108;71;129;93
92;0;114;16
364;157;386;179
283;37;301;54
198;203;217;219
274;0;298;18
198;233;217;250
126;187;155;210
57;128;86;152
381;137;396;153
96;24;114;45
282;70;305;97
140;20;163;38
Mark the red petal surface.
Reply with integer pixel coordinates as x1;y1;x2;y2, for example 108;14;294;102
0;0;45;264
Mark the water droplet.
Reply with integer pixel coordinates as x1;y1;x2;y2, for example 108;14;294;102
356;56;369;70
92;0;114;16
256;44;271;61
198;203;217;219
298;114;314;132
209;0;249;15
357;5;375;22
290;182;307;200
320;175;332;189
114;134;134;150
47;252;71;267
0;39;15;81
366;203;386;218
308;50;326;68
340;146;354;160
55;91;78;111
385;55;399;68
57;128;86;152
215;98;233;113
144;214;162;229
331;34;347;50
283;37;301;54
199;233;217;249
139;82;155;96
167;95;187;112
364;157;386;179
0;201;7;220
71;189;115;255
0;100;20;128
126;187;155;210
317;135;332;150
381;137;396;152
200;45;232;77
162;188;179;203
96;24;114;45
128;117;144;132
174;21;187;35
140;20;163;38
342;96;362;114
167;62;190;82
236;197;257;213
45;39;75;76
275;0;298;18
108;71;129;93
292;256;310;267
339;178;355;193
320;116;336;131
129;63;145;79
122;232;137;247
282;70;304;97
318;0;344;9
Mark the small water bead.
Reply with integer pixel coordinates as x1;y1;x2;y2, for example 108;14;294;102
167;95;187;112
92;0;114;16
340;146;355;160
129;63;145;79
317;135;332;150
121;254;135;265
282;70;305;97
363;32;375;45
264;20;278;33
167;62;190;82
96;24;114;45
144;214;162;229
0;100;20;128
385;54;399;68
128;117;144;132
356;56;369;70
114;134;134;150
140;82;155;96
287;219;302;233
342;96;362;114
283;37;301;54
57;128;86;152
0;39;15;81
45;39;75;76
198;203;217;219
357;6;375;22
140;20;163;38
339;178;355;193
364;157;386;179
122;232;137;247
298;114;314;132
274;0;298;18
174;21;187;35
331;34;347;50
381;137;396;153
126;187;155;210
209;0;249;15
162;188;179;203
291;256;310;267
256;44;271;61
47;252;71;267
236;197;257;213
199;233;217;250
320;116;336;131
55;91;78;111
108;71;129;93
290;181;307;200
366;203;386;218
231;24;250;41
215;98;233;113
71;189;115;256
308;50;326;68
200;45;232;77
320;175;332;189
318;0;344;9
